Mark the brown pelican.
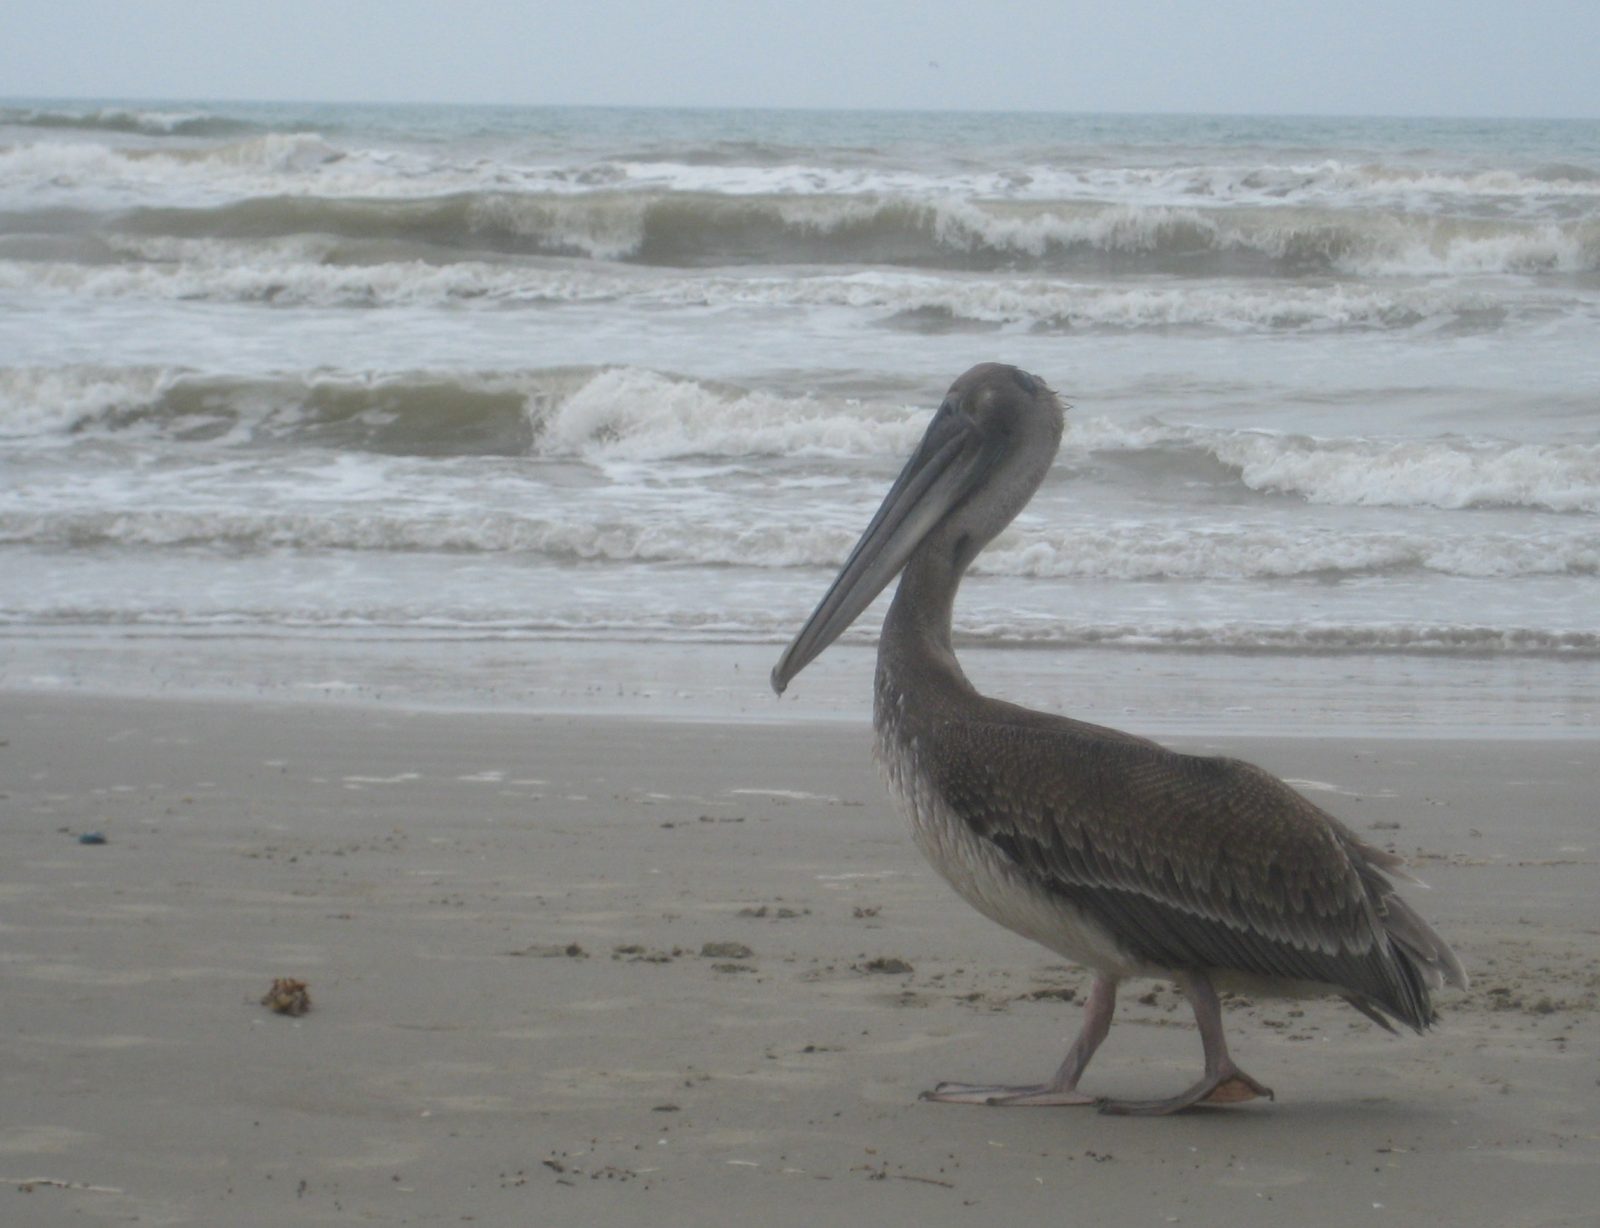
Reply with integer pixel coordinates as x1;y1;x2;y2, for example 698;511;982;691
771;363;1467;1114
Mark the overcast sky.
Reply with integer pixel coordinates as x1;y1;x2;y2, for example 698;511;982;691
5;0;1598;118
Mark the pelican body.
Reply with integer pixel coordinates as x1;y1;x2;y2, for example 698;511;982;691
771;364;1466;1114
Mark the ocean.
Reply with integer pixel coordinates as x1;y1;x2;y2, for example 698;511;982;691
1;99;1597;732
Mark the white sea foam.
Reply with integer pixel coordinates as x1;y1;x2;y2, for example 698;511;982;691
980;522;1599;580
4;474;1595;582
3;244;1582;337
0;366;176;438
0;134;356;206
1209;432;1600;514
6;123;1600;215
537;366;923;460
1070;417;1600;514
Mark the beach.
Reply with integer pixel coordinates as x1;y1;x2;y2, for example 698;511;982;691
3;96;1597;1226
3;690;1596;1227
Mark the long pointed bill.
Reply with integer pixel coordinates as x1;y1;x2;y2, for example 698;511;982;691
771;404;990;694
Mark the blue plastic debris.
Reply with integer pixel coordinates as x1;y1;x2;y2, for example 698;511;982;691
77;832;108;845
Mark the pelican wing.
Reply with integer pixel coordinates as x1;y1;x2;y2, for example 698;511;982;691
929;715;1462;1030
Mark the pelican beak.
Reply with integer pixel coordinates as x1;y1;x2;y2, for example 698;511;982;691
771;402;991;694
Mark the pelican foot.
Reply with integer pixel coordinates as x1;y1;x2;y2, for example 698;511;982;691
1097;1066;1274;1116
1201;1072;1275;1105
922;1081;1097;1107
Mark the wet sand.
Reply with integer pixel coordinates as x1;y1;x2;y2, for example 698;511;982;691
2;693;1596;1226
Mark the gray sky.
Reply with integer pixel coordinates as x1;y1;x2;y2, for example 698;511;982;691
5;0;1598;118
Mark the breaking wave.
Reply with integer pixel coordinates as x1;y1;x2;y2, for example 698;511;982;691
89;192;1596;276
0;364;922;459
0;103;265;139
6;173;1595;276
0;242;1550;334
5;364;1596;514
1070;417;1600;515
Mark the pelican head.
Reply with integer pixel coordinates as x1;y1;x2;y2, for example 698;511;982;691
771;363;1064;694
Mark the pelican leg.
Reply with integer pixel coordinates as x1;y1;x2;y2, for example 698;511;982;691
922;973;1118;1106
1097;971;1274;1116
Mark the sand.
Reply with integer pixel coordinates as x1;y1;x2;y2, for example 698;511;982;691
2;692;1596;1226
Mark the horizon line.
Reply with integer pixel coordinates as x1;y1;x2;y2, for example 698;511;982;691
5;92;1599;125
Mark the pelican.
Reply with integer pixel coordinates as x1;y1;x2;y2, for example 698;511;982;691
771;363;1467;1114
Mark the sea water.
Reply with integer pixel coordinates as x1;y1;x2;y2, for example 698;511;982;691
1;101;1596;730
